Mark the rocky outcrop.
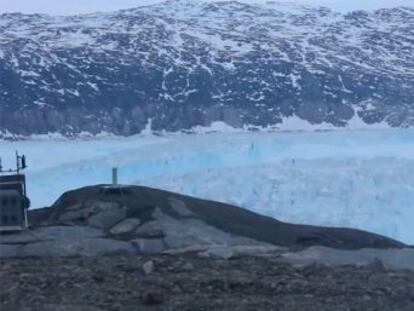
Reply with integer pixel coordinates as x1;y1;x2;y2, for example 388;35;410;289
0;2;413;137
1;184;409;264
281;246;414;271
2;184;413;310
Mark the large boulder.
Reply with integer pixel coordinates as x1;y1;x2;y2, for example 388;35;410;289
0;184;408;261
280;246;414;271
0;225;132;258
44;185;405;250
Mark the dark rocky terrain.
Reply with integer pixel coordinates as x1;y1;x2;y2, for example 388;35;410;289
1;184;414;310
0;1;413;137
1;254;414;311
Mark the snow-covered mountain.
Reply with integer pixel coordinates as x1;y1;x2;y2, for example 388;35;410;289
0;0;413;137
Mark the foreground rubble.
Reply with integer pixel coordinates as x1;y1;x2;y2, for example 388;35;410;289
1;253;414;311
1;185;414;310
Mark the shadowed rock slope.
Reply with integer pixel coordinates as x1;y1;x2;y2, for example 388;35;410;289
34;184;403;249
2;184;413;271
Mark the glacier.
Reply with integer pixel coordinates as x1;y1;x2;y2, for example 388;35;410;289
1;129;414;244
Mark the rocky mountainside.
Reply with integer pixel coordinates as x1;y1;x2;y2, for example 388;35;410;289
0;0;413;137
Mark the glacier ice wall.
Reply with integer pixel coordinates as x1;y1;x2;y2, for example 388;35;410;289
1;129;413;244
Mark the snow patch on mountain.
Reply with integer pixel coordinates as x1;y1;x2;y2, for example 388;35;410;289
0;1;413;136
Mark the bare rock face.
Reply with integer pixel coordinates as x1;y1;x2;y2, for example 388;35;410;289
109;218;141;235
0;184;410;269
0;225;133;258
280;246;414;271
131;238;166;254
87;202;128;230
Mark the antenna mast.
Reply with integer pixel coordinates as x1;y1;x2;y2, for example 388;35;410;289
0;152;27;174
16;151;27;173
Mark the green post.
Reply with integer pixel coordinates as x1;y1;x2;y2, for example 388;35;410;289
112;167;118;186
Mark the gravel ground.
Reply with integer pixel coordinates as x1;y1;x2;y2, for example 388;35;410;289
1;254;414;311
